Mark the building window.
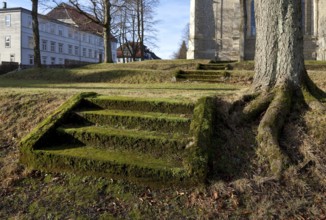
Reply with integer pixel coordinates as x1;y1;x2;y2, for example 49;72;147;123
50;24;56;34
68;29;73;38
42;40;47;51
58;58;64;64
50;41;56;52
74;31;79;40
51;57;56;65
82;34;87;42
88;49;92;58
250;0;256;36
39;22;45;32
29;55;34;65
83;48;86;57
58;27;63;36
68;45;73;55
27;16;32;28
28;36;34;49
10;54;15;62
99;50;103;61
5;36;11;48
5;14;11;27
94;50;98;59
42;56;47;64
75;46;79;56
58;43;63;53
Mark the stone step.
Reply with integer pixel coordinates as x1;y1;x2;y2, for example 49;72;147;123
197;63;230;70
73;110;191;134
177;70;231;76
57;126;190;160
82;96;195;115
177;74;229;80
34;145;190;182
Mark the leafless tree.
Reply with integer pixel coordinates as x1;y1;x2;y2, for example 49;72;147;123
67;0;123;63
172;24;189;59
114;0;158;62
31;0;42;67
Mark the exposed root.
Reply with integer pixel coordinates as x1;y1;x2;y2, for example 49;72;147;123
255;86;292;177
244;74;326;178
243;91;274;121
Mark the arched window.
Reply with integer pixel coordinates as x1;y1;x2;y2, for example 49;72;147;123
302;0;315;35
250;0;256;36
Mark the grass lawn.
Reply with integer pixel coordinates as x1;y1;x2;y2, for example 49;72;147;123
0;60;325;219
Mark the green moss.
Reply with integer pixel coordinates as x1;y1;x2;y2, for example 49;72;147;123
256;87;292;176
76;109;191;134
184;96;216;180
197;63;230;70
57;126;189;160
20;93;215;184
33;146;189;183
86;96;195;115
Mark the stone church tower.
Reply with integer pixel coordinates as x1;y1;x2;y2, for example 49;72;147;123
188;0;326;61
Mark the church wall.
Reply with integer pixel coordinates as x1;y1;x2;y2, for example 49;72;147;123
317;0;326;60
189;0;325;61
187;0;216;59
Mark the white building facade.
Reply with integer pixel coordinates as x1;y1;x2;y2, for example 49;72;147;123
0;7;117;66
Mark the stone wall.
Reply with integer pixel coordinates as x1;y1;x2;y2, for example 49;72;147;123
317;0;326;60
189;0;325;61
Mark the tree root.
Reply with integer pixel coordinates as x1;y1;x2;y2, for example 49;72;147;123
254;87;292;177
243;87;292;178
243;78;325;178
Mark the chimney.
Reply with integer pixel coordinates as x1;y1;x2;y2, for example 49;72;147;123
3;1;7;9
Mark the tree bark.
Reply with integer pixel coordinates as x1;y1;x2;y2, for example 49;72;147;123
104;1;113;63
140;0;145;61
31;0;42;68
253;0;305;91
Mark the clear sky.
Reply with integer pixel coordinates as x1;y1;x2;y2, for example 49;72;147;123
4;0;190;59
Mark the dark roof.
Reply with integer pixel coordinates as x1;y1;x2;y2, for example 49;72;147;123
117;42;161;60
47;3;117;41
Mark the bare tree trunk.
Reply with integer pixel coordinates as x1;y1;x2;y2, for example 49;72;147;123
140;0;145;60
104;1;113;63
253;0;305;91
31;0;42;68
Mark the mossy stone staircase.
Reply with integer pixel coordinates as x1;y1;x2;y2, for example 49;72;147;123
20;93;215;185
176;61;236;83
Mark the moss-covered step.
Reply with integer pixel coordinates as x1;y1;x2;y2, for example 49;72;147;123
32;145;190;183
82;96;195;115
56;126;190;160
177;70;231;76
197;63;230;70
20;93;216;185
73;110;191;134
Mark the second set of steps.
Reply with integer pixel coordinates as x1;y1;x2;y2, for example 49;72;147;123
176;61;235;83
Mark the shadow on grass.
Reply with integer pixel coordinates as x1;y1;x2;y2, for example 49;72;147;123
208;98;258;181
208;92;314;182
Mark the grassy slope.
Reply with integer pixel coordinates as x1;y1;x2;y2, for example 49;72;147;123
0;60;325;219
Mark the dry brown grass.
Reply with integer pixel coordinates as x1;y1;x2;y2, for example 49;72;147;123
0;62;325;218
0;92;70;189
